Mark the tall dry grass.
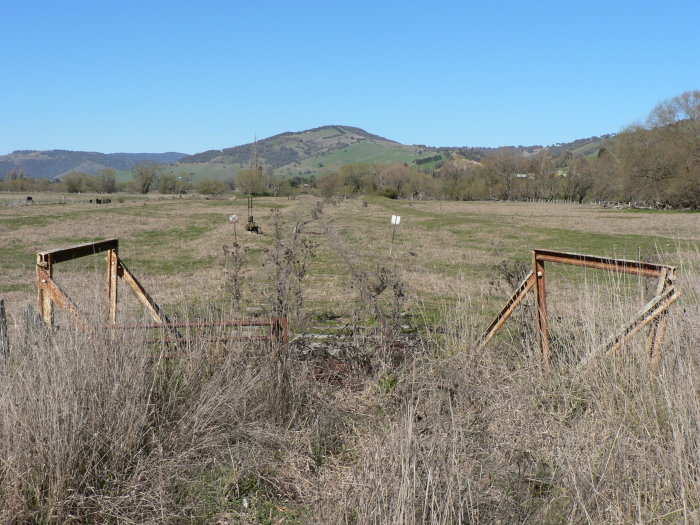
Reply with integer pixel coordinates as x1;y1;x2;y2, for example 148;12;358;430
1;253;699;523
320;263;700;524
0;306;334;523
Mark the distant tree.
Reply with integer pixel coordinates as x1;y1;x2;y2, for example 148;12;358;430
63;171;87;193
96;168;117;193
197;178;227;195
380;163;418;198
157;173;178;194
647;89;700;130
436;159;472;200
318;172;342;197
482;149;522;200
131;162;162;194
236;169;266;195
36;178;51;192
276;179;294;197
82;174;99;192
339;163;372;194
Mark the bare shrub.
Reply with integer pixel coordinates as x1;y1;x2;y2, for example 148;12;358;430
266;210;317;327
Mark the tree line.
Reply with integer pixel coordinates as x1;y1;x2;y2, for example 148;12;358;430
0;164;234;196
313;90;699;208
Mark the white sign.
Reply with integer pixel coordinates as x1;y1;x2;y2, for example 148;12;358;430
229;214;239;224
391;215;401;225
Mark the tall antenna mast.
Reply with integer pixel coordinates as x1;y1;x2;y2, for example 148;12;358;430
250;134;261;171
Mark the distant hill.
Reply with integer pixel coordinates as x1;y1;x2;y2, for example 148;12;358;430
173;126;613;181
441;134;615;162
0;127;614;182
175;125;439;180
0;150;187;179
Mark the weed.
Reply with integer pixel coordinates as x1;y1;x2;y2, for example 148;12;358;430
222;243;247;314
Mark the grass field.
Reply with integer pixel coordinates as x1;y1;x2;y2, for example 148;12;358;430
1;193;699;523
1;193;698;326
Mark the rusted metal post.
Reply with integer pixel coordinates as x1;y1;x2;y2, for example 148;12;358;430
0;298;8;358
649;313;670;371
647;268;672;369
107;246;119;324
37;253;54;326
274;317;289;349
533;251;550;368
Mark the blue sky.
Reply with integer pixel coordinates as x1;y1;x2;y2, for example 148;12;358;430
1;0;698;154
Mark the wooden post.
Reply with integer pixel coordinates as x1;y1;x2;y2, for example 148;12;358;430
533;251;550;368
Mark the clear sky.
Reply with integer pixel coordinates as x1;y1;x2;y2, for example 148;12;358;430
1;0;698;154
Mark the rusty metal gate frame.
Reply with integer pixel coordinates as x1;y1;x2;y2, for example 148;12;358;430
37;238;170;329
477;249;681;369
36;239;288;347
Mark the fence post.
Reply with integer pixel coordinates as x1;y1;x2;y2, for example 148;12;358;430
0;298;8;359
533;252;550;369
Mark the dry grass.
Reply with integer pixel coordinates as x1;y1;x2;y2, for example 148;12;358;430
1;195;699;523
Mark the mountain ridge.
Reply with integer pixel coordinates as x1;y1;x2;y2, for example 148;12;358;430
1;125;611;180
0;150;187;179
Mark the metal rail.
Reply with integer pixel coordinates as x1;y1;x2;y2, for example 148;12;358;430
478;249;679;370
36;239;288;350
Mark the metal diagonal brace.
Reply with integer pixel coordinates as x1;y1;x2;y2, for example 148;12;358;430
602;286;681;357
116;258;172;326
476;270;535;352
36;266;90;330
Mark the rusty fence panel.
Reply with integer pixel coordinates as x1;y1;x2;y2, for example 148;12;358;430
478;249;680;370
35;239;288;351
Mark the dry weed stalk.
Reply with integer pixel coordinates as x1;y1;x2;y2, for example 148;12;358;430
221;244;247;314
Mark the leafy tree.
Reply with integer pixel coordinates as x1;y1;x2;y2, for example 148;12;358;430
339;163;376;194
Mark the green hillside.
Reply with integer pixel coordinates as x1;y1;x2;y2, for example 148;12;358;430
172;125;438;181
283;141;429;177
